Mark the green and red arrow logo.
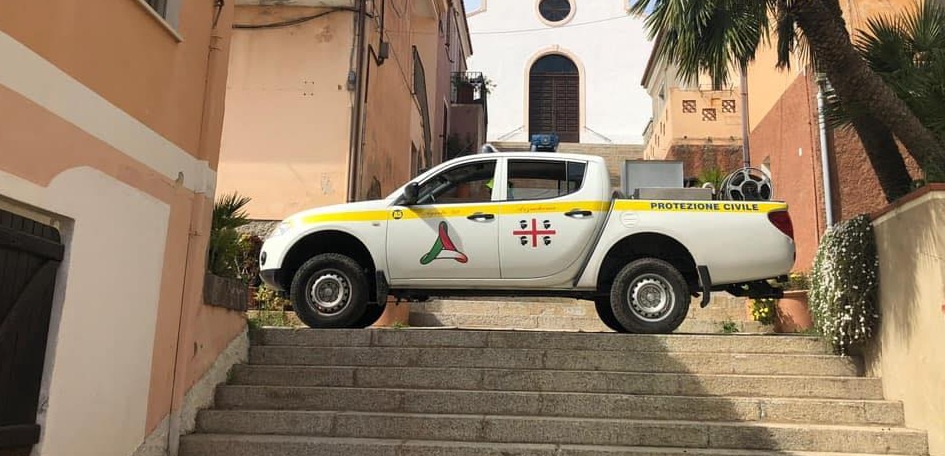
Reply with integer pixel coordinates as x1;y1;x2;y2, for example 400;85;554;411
420;221;469;264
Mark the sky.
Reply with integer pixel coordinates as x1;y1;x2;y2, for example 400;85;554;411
464;0;482;12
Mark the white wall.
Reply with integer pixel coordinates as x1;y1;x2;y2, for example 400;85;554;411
0;167;169;456
467;0;652;144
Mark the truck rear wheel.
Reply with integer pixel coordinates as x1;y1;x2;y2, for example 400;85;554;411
609;258;689;334
290;253;369;329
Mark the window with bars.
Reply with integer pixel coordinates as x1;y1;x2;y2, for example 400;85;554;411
722;99;736;113
682;100;697;113
702;108;717;121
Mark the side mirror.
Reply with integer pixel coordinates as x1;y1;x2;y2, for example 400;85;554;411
403;182;419;205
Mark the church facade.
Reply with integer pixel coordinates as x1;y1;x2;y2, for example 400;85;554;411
467;0;651;145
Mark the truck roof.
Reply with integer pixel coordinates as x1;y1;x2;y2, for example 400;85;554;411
463;151;607;163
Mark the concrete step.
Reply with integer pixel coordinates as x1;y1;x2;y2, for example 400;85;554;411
180;434;921;456
409;296;760;334
415;296;748;319
409;312;768;334
210;386;903;426
229;365;884;400
251;328;829;355
192;411;929;454
247;346;859;377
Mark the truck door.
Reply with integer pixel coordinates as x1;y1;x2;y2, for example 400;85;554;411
497;158;600;279
386;158;501;282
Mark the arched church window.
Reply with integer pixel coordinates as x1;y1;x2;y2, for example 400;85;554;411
538;0;572;23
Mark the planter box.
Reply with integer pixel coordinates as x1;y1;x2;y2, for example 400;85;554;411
203;273;249;312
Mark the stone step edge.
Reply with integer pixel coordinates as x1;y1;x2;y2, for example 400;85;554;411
249;346;845;359
232;364;870;380
180;434;918;456
213;385;897;406
196;410;927;434
251;329;826;348
253;327;823;340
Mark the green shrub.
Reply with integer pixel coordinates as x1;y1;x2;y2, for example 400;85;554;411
809;215;880;354
207;192;251;278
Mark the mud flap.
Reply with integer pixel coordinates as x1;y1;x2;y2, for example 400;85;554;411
697;266;712;308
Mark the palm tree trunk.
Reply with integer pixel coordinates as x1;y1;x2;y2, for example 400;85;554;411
849;115;914;202
792;0;945;180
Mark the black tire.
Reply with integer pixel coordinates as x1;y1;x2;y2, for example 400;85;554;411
290;253;369;328
609;258;689;334
593;298;626;333
351;303;386;328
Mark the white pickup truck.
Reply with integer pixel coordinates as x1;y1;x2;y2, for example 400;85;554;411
258;150;796;333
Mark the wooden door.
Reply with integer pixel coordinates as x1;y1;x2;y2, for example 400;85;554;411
0;209;63;456
529;73;579;142
528;54;580;143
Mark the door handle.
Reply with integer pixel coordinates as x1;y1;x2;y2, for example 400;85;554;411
467;212;495;221
565;209;593;218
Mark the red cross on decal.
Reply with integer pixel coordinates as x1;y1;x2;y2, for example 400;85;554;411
513;219;557;248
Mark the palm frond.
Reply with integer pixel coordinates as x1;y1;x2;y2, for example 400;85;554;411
213;192;252;231
851;0;945;145
630;0;770;88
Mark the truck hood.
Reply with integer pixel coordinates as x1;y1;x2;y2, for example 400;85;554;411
285;199;392;225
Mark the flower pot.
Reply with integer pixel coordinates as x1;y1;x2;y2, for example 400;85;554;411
373;298;411;327
776;290;813;333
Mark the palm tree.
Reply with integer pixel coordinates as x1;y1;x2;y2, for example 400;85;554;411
826;1;945;185
629;0;945;201
208;192;252;278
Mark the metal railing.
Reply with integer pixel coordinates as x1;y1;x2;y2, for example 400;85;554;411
451;71;487;104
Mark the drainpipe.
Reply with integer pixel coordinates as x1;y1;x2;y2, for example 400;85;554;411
816;74;835;228
346;0;368;202
739;63;751;168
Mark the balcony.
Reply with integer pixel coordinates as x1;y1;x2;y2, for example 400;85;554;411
451;72;488;105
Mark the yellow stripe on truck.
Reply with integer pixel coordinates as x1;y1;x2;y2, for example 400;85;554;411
298;200;786;225
616;200;788;213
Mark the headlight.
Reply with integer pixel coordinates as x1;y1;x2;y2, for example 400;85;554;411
268;220;292;239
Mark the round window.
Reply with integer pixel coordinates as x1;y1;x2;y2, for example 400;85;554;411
538;0;572;23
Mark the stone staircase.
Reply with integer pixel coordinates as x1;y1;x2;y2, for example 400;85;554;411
179;328;930;455
410;294;767;334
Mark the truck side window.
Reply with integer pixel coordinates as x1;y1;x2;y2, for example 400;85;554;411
416;160;497;205
506;160;586;201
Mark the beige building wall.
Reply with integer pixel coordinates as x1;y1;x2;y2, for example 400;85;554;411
640;45;742;168
867;187;945;456
217;5;355;220
219;0;475;216
644;88;742;161
0;1;245;455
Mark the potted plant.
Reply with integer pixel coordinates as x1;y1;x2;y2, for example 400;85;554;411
748;297;777;332
775;272;813;333
204;192;252;312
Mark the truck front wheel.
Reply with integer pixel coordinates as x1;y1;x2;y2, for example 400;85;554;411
290;253;369;329
609;258;689;334
593;298;625;332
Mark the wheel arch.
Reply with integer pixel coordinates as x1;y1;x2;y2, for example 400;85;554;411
280;230;378;301
597;232;699;296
